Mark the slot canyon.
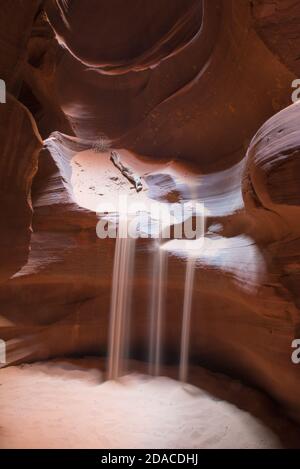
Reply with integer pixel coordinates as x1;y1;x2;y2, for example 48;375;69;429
1;0;300;451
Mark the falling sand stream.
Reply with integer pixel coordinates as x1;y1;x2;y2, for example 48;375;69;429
149;243;167;376
179;256;196;382
107;215;135;380
107;198;202;383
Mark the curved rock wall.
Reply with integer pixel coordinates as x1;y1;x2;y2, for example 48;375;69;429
45;0;294;167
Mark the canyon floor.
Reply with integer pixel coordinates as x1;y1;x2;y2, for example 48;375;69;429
1;358;300;449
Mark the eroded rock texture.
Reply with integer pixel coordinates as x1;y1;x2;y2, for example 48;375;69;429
0;0;43;281
253;0;300;76
0;0;41;93
1;0;300;429
0;95;41;283
44;0;295;168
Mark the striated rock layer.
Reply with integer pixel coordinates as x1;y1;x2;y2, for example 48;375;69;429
45;0;294;167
